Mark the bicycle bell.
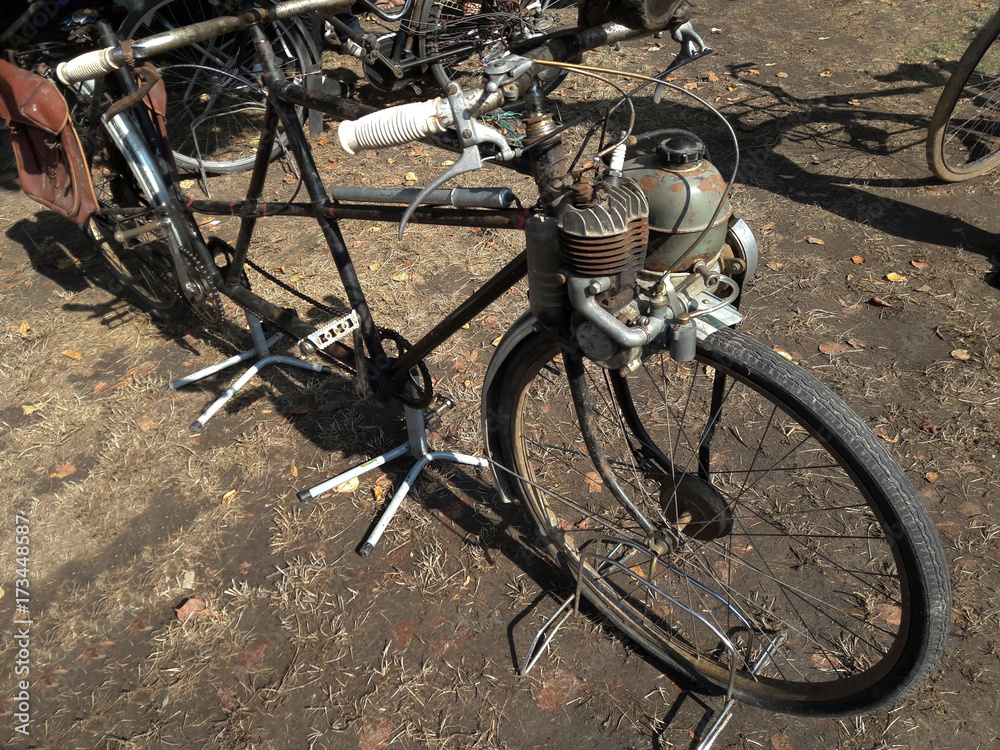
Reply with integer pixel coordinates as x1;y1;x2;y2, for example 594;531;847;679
621;132;731;273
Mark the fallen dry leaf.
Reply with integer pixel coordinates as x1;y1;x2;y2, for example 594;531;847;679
176;597;209;621
50;461;77;479
137;415;161;431
19;322;31;338
819;70;832;77
391;272;409;282
916;284;931;293
359;717;395;750
873;603;902;627
776;71;788;78
773;348;795;362
851;255;865;264
818;342;852;356
404;171;418;182
222;489;239;505
951;349;971;361
706;70;719;82
872;426;899;443
766;261;784;271
290;458;298;478
870;297;892;307
585;471;603;494
925;472;939;483
289;405;314;415
760;221;776;230
910;259;929;269
848;98;862;106
21;402;45;415
369;262;381;271
885;272;907;282
335;476;360;493
805;235;824;245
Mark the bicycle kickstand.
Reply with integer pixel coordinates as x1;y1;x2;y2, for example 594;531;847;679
168;310;331;431
296;382;489;557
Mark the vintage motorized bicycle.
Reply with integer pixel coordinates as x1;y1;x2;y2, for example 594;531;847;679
0;0;950;729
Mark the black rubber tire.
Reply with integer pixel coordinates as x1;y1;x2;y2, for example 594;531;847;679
927;7;1000;181
119;0;319;174
484;326;950;717
85;110;190;320
418;0;570;97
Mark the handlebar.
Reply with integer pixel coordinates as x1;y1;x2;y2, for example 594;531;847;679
338;21;670;154
56;0;352;85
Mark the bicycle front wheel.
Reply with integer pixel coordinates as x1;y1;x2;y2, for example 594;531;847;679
119;0;319;174
927;8;1000;181
484;326;950;717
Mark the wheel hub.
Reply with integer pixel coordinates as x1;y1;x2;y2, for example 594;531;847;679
659;472;732;541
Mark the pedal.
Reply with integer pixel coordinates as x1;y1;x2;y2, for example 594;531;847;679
305;310;360;351
426;394;456;424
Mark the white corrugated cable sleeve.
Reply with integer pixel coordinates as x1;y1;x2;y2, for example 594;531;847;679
338;97;449;155
56;47;121;85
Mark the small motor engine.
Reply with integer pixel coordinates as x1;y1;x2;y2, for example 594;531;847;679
526;132;749;371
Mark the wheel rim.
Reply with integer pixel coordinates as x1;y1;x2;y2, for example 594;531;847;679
124;0;310;172
421;1;534;89
507;339;913;709
940;41;1000;175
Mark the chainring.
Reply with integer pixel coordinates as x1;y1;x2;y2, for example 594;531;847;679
178;242;225;326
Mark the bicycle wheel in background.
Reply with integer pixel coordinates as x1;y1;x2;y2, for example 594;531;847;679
418;0;571;96
927;7;1000;181
483;324;950;717
118;0;320;174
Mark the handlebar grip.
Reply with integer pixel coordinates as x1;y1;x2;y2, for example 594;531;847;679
338;98;449;154
56;47;122;85
273;0;354;19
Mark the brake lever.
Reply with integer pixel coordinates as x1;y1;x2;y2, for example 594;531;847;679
652;21;713;104
398;81;520;237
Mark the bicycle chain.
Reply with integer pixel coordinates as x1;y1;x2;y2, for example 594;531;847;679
241;256;434;408
180;243;225;326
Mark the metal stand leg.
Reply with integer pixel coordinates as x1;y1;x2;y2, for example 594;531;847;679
297;387;489;557
169;311;331;431
520;594;577;675
694;633;782;750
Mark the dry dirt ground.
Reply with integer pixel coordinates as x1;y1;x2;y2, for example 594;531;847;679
2;0;1000;748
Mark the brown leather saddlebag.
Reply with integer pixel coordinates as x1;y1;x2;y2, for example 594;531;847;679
0;59;98;223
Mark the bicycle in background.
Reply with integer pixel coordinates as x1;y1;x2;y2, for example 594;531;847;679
927;3;1000;181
